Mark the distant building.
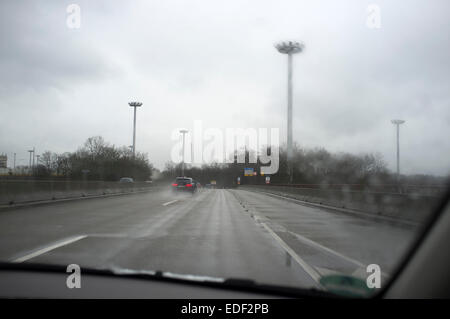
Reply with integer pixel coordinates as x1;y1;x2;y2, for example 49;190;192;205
0;154;7;168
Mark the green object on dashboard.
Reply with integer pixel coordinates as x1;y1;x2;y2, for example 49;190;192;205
319;274;373;297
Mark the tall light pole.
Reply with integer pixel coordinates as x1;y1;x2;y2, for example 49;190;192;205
128;101;143;157
27;149;34;174
391;119;405;183
275;41;304;184
32;147;35;168
180;129;188;177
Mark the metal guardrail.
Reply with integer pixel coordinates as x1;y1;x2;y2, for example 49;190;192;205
262;183;448;197
0;180;156;205
239;184;444;224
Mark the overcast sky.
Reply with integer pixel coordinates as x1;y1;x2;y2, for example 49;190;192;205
0;0;449;175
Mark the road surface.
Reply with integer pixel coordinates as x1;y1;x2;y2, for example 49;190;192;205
0;188;418;289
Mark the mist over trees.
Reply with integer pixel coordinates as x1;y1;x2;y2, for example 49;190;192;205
280;146;390;185
160;144;447;187
34;136;153;181
23;138;447;187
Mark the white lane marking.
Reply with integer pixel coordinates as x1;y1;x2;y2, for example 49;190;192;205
13;235;87;263
162;199;178;206
288;231;389;278
287;231;366;269
251;209;368;270
239;191;391;279
260;222;323;287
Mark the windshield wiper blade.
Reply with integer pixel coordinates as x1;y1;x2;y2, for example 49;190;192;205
0;261;342;298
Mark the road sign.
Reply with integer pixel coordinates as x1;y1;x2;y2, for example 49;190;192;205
211;180;217;185
244;168;254;176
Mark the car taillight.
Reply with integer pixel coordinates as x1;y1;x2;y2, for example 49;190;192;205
172;183;178;186
186;183;193;187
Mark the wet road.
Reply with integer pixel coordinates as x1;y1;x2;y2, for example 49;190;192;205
0;188;417;289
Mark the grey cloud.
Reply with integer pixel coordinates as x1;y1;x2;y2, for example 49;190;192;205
0;1;121;96
0;0;449;175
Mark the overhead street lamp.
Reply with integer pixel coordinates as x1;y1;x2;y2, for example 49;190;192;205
391;119;405;184
179;129;188;177
275;40;304;184
128;101;143;157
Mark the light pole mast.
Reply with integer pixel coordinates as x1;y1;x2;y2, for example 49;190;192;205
180;129;188;177
275;41;304;184
391;119;405;183
128;101;143;157
27;149;33;174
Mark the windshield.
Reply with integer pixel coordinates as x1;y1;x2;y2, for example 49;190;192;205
0;0;449;298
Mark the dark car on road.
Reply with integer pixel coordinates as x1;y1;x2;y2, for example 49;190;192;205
171;177;197;193
119;177;134;183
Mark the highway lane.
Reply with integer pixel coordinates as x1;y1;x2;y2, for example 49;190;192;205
0;188;418;289
229;189;418;276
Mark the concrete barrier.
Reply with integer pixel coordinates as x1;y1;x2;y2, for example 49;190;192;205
0;180;158;206
239;185;442;224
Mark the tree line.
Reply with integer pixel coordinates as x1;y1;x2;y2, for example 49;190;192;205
33;136;153;181
161;144;447;188
23;137;446;187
